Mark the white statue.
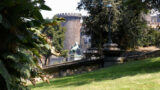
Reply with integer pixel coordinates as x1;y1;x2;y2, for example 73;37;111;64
70;42;81;55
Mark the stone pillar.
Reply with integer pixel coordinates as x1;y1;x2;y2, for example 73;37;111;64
103;43;125;67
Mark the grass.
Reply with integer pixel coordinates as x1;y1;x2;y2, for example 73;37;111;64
29;57;160;90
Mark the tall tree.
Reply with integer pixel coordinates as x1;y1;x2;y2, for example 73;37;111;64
115;8;148;49
78;0;120;48
120;0;160;48
78;0;155;49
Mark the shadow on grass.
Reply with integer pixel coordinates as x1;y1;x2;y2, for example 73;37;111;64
29;57;160;89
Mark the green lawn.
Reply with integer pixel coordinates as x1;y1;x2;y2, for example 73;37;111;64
29;57;160;90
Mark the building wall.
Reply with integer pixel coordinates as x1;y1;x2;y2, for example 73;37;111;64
145;14;160;28
80;26;91;51
56;13;82;50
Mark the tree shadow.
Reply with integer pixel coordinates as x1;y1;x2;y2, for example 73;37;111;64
30;57;160;89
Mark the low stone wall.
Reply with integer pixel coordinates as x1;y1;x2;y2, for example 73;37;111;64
43;50;160;78
43;59;103;78
124;50;160;61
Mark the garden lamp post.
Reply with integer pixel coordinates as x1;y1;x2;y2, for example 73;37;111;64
103;1;119;50
102;1;124;68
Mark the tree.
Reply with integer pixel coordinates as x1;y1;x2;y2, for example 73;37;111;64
78;0;120;48
124;0;160;12
78;0;157;49
41;17;67;65
0;0;54;89
121;0;160;48
114;1;148;49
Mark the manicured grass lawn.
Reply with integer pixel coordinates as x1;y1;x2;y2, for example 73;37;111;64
29;57;160;90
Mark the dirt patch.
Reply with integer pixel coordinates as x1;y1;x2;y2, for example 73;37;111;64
135;46;160;52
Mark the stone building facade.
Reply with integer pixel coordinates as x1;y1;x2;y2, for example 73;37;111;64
145;14;160;28
56;13;82;50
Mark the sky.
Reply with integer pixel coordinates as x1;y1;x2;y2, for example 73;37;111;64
41;0;88;19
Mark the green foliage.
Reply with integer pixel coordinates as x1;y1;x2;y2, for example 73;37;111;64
78;0;160;49
116;0;160;49
124;0;160;12
78;0;121;48
0;61;11;90
0;0;53;89
139;28;160;47
114;3;148;49
42;17;67;58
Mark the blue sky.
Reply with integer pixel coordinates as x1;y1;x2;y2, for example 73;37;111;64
41;0;88;18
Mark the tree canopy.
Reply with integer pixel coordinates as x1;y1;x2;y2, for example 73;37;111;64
78;0;160;49
78;0;120;48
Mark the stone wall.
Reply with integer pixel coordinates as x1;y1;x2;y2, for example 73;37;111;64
124;50;160;61
43;59;103;78
43;50;160;78
56;13;82;50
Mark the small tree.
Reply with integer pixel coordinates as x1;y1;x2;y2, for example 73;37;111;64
41;17;67;65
